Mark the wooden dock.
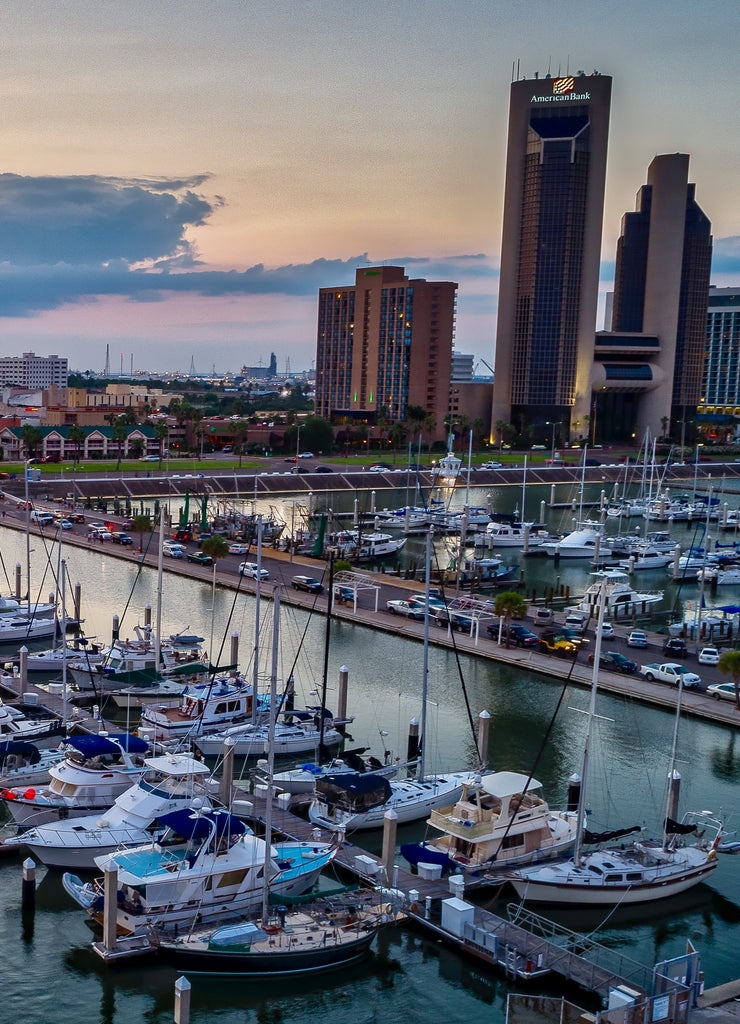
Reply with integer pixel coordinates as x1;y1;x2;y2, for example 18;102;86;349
241;789;651;999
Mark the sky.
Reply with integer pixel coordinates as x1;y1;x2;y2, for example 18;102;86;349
0;0;739;376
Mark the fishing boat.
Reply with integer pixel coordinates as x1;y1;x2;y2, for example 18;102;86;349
62;805;337;936
1;732;149;827
21;638;104;674
483;521;543;548
504;580;724;906
696;566;740;586
329;530;406;562
400;770;579;878
3;752;221;869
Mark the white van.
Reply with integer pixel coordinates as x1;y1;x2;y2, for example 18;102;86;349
163;541;185;558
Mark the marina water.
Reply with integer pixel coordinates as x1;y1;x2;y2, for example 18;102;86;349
1;481;739;1022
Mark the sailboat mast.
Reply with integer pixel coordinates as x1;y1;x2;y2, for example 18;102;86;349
154;508;164;672
419;527;432;781
521;454;528;522
318;556;335;756
261;589;280;921
662;672;685;851
251;517;263;725
573;574;608;868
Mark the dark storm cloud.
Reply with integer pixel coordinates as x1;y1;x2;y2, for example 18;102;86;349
0;173;216;265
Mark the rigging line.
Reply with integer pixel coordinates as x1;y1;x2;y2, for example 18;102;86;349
429;540;478;749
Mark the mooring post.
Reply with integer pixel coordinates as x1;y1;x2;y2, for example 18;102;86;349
21;858;36;911
174;976;192;1024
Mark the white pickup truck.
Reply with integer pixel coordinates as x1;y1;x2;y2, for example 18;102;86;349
639;662;702;689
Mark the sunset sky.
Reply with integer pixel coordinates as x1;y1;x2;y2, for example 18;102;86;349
1;0;738;375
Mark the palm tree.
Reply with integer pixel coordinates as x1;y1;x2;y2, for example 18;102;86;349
112;418;128;471
21;425;43;459
67;425;85;465
130;513;152;553
718;650;740;710
201;535;230;666
493;590;527;648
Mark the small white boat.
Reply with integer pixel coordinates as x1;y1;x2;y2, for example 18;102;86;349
0;698;63;744
697;566;740;586
541;528;612;560
330;530;406;562
22;639;104;673
194;710;345;759
0;740;66;789
266;748;398;796
483;521;542;548
307;770;476;833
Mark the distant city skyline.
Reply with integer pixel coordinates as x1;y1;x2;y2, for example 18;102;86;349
0;1;738;373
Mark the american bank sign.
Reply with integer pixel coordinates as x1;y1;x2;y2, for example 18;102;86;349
531;77;590;103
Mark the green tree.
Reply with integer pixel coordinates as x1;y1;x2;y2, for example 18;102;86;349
388;421;408;459
67;425;86;465
493;591;527;648
495;419;506;451
21;425;43;458
154;420;169;462
112;418;128;471
718;650;740;710
130;513;152;553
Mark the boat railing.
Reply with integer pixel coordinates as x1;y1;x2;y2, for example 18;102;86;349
427;809;494;839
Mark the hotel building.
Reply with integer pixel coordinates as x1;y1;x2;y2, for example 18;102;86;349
699;288;740;436
0;351;68;389
315;266;457;443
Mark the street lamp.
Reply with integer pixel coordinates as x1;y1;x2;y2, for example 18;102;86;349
547;421;562;462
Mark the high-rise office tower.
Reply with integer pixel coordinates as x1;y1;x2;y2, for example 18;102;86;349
315;266;457;442
492;71;612;442
596;154;712;441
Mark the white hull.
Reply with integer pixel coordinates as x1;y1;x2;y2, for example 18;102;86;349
308;773;474;832
508;857;717;906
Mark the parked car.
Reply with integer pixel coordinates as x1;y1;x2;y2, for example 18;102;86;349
540;627;588;646
663;637;688;657
315;466;334;473
436;610;475;632
292;466;310;474
333;586;355;605
486;623;538;647
698;646;720;666
239;562;270;581
227;543;250;555
163;542;185;558
480;461;503;469
110;532;133;546
297;452;314;459
291;575;324;594
530;607;554;627
707;682;738;702
639;663;702;689
88;529;112;540
600;622;615;640
386;600;422;618
187;551;213;566
538;636;578;657
55;519;74;531
626;630;649;648
587;650;638;674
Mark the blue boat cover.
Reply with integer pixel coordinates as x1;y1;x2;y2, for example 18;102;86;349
66;733;148;758
0;740;40;765
159;807;248;841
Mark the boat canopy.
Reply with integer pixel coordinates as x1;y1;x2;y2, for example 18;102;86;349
0;740;40;766
66;734;149;758
159;807;249;841
315;773;393;811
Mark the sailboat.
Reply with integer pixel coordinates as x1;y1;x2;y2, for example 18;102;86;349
307;529;475;832
504;578;723;906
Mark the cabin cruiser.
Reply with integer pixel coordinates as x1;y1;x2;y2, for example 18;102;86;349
138;677;268;743
541;527;612;560
3;752;220;869
1;732;149;827
68;625;209;692
568;570;663;617
401;771;579;877
63;806;337;935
